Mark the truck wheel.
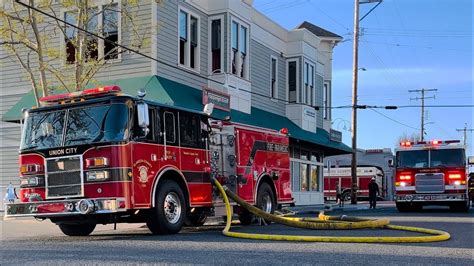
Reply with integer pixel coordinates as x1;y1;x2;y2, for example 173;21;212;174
147;180;186;235
396;202;410;212
450;201;470;212
256;182;275;224
238;210;253;225
58;223;96;236
342;191;351;202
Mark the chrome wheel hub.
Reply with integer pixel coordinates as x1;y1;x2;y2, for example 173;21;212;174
261;194;272;213
163;192;181;224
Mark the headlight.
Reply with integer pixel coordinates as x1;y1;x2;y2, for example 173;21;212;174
86;171;109;181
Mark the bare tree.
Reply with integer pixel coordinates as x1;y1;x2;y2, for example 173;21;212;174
0;0;149;106
397;132;421;146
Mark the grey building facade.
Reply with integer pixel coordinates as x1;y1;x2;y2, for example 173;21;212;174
0;0;349;208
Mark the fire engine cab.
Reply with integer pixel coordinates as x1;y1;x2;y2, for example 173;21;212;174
5;86;293;236
394;140;473;212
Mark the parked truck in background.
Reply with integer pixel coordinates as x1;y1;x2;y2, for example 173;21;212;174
323;166;386;202
394;140;472;212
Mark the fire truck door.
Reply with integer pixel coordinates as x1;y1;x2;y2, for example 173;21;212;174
131;107;162;207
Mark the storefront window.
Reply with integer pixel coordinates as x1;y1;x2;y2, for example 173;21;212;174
310;165;318;191
292;162;300;191
301;150;309;161
300;164;308;191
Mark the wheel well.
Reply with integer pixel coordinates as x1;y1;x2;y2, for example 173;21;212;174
258;175;277;202
153;170;190;208
342;189;351;195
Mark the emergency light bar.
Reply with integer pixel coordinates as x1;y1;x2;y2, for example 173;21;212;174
39;86;122;104
399;140;461;147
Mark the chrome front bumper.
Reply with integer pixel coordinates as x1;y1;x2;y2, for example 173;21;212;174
395;193;467;202
4;198;127;219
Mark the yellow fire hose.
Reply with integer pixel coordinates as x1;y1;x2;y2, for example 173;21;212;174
213;179;450;243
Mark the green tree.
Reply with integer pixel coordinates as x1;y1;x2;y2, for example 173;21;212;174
0;0;149;106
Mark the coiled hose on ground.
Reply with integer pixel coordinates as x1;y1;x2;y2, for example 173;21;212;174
213;179;450;243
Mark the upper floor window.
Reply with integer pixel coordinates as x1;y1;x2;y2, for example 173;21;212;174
64;2;120;64
303;61;315;106
287;60;298;103
323;82;330;120
230;19;249;79
179;8;200;71
270;56;278;98
210;17;223;73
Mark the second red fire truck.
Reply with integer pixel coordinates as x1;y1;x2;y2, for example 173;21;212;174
5;86;293;236
394;140;472;212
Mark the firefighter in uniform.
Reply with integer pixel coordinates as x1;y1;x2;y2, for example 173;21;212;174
368;177;380;209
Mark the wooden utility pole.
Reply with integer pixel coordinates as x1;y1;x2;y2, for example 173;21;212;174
409;88;437;141
456;123;474;146
350;0;360;205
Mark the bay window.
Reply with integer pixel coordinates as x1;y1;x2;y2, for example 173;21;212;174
210;17;223;73
287;59;298;103
303;61;315;106
270;56;278;98
230;19;249;79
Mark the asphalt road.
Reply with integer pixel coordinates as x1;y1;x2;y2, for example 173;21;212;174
1;206;473;265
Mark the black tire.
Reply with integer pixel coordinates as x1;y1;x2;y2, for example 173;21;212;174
450;201;470;212
147;180;187;235
184;212;207;227
342;191;351;202
58;223;96;236
238;209;253;225
396;202;410;212
256;182;275;224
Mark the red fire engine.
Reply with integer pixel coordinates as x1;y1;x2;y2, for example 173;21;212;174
323;166;385;201
5;86;293;236
394;140;472;212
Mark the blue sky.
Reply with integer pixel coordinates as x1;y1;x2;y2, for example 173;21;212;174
253;0;473;154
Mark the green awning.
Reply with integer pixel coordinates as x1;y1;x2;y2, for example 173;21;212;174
228;107;352;155
2;75;351;155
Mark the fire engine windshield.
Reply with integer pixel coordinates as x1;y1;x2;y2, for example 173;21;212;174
397;148;465;168
21;104;129;150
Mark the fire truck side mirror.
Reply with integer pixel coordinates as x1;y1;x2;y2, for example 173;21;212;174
468;156;474;165
137;102;150;134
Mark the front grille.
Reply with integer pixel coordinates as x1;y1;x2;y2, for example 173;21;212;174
46;156;83;198
415;173;445;193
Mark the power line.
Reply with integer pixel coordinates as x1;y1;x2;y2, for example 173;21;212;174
370;108;419;130
308;1;350;31
361;27;472;34
13;0;320;111
360;40;470;52
13;1;474;113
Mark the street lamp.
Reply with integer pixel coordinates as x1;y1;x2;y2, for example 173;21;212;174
332;118;352;132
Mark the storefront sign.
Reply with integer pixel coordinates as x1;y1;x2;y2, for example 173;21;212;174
330;129;342;142
303;108;316;118
202;86;230;111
